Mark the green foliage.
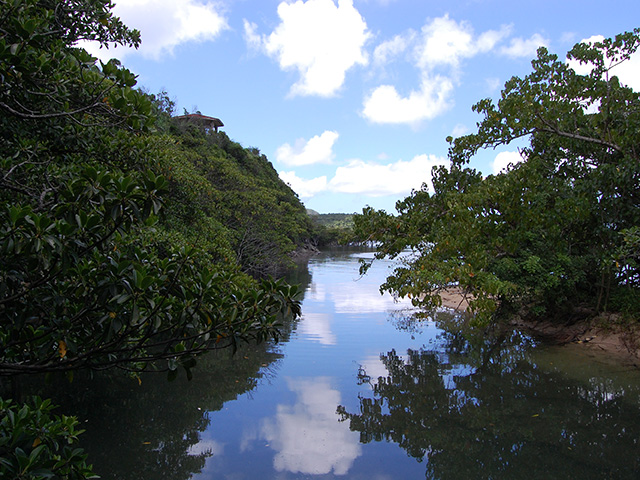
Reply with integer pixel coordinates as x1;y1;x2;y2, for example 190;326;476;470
355;30;640;324
154;126;314;277
0;0;304;375
0;396;96;479
1;0;308;474
0;1;310;477
307;212;354;246
309;212;354;229
0;0;149;130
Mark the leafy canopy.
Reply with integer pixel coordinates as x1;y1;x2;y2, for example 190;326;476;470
354;29;640;324
0;0;303;376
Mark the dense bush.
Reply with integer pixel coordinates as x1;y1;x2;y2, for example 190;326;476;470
0;397;96;479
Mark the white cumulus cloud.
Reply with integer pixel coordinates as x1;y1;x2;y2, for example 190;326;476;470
243;20;262;50
329;154;447;196
363;15;515;125
499;33;549;58
276;131;339;166
246;0;371;97
279;171;328;198
415;16;511;70
79;0;228;61
492;151;526;174
362;74;454;125
373;32;415;66
280;153;447;199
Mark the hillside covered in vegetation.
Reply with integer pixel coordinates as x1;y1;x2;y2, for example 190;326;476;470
307;210;355;246
150;97;315;277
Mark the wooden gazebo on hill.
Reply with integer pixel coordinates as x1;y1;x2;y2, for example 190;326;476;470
173;113;224;133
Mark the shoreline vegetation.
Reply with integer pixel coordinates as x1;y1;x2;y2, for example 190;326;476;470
1;1;638;476
352;30;640;370
0;2;311;477
298;246;639;367
303;244;639;367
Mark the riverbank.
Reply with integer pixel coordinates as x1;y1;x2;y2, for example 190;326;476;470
440;288;640;368
438;287;472;310
509;314;640;368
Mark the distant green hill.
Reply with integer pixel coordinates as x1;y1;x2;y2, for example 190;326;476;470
307;211;354;228
306;211;355;246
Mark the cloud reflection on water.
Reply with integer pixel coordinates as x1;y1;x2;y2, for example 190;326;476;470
358;354;391;384
332;287;412;315
260;377;361;475
298;253;417;347
298;313;337;345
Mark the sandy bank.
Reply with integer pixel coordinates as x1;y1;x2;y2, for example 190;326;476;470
438;287;472;311
510;316;640;368
439;288;639;368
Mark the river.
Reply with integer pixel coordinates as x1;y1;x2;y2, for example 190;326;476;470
18;248;640;479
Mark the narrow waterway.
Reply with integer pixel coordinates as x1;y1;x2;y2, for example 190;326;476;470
22;249;640;479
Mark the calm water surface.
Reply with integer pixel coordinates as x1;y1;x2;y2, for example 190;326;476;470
27;249;640;479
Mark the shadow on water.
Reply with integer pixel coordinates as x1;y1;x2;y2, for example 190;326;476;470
337;324;640;480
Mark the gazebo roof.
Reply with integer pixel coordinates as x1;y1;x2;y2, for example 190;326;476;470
173;113;224;129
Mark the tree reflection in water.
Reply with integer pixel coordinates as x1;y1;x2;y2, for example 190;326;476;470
8;342;285;480
338;330;640;479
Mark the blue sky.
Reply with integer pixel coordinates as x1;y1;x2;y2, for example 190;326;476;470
82;0;640;213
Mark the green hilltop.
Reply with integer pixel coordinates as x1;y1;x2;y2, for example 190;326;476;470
150;97;317;277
